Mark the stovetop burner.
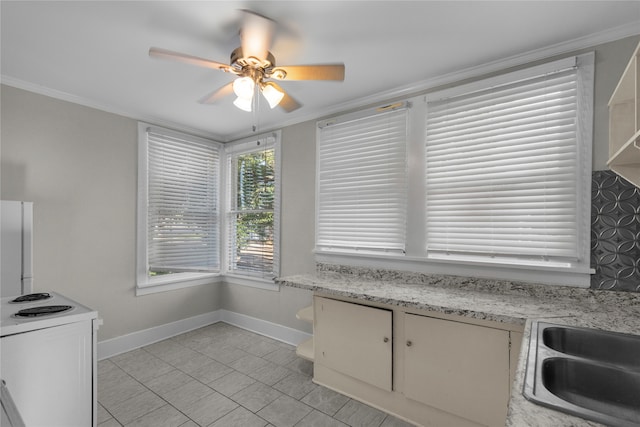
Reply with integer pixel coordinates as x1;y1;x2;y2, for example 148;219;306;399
10;293;52;303
14;305;73;318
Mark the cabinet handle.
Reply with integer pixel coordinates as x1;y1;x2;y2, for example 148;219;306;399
383;337;389;343
406;340;412;347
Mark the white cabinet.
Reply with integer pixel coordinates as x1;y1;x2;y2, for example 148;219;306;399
608;40;640;188
311;294;523;426
404;313;510;427
314;296;392;391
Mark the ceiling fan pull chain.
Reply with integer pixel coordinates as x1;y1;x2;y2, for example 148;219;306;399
252;82;258;132
251;85;259;132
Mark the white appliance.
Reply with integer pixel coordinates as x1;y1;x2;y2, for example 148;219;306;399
1;201;33;297
0;292;99;427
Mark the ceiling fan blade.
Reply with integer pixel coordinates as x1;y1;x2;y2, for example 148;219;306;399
149;47;231;72
280;92;301;112
198;82;234;104
271;64;345;81
268;82;301;112
239;9;275;61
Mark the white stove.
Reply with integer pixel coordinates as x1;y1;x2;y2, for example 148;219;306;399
1;291;97;337
0;292;99;426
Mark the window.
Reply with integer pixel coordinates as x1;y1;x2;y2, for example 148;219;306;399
137;124;221;293
225;133;280;280
315;53;594;286
316;105;409;254
425;55;593;268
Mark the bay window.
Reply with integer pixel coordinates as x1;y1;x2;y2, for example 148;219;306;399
137;125;281;294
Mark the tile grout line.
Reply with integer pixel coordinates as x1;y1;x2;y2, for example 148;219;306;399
101;357;195;426
100;325;285;425
110;327;292;425
101;323;405;427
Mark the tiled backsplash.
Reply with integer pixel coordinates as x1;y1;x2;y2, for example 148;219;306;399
591;170;640;292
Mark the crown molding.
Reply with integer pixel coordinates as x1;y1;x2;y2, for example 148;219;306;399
0;76;226;142
225;21;640;141
3;20;639;143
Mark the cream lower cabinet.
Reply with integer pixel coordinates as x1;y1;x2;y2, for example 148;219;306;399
404;313;511;427
312;295;523;427
314;296;392;391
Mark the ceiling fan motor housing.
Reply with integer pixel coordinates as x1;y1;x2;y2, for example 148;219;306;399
231;47;275;71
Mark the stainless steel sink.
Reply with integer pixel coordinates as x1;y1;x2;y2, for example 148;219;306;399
542;358;640;423
523;322;640;427
543;325;640;369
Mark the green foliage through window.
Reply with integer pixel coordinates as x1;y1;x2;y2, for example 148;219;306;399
230;148;275;276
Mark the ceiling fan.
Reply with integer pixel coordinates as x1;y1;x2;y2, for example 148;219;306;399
149;10;345;113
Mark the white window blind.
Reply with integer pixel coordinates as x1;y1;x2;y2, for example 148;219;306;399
425;67;580;260
317;106;408;252
226;136;279;278
147;130;220;274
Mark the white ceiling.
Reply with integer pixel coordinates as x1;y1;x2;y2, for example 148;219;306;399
2;1;639;141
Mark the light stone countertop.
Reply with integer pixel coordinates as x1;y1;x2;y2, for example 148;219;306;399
277;264;640;427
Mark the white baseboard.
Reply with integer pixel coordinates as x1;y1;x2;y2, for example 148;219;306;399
97;309;311;360
218;309;311;347
97;311;222;360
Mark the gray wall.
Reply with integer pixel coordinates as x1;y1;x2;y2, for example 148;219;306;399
220;120;317;334
1;35;638;342
0;84;316;340
0;86;221;340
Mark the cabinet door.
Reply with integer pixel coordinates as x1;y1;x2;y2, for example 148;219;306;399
404;313;510;427
1;321;93;426
314;296;392;391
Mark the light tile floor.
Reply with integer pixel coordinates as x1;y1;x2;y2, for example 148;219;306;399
98;322;415;427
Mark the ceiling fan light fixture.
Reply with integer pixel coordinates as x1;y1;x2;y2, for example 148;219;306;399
233;96;252;112
233;76;255;99
261;82;285;109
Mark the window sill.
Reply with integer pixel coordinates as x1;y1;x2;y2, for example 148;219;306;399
136;272;279;296
223;274;280;291
315;250;594;288
136;272;222;296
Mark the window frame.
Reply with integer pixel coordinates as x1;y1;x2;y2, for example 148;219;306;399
315;53;595;287
315;104;410;255
424;56;591;267
223;131;281;289
136;123;223;295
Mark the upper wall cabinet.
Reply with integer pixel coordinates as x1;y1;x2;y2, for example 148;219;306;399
608;40;640;188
